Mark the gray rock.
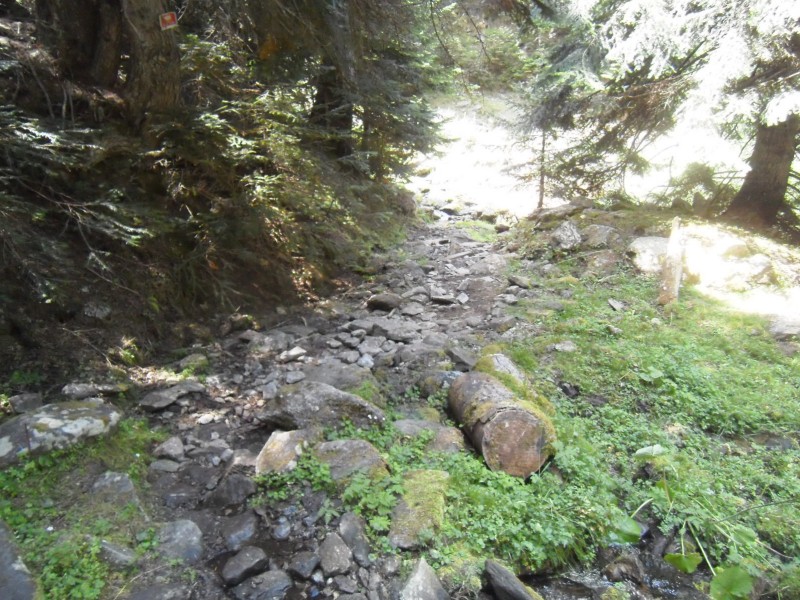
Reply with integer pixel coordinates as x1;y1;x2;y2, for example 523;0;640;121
0;400;122;467
485;560;539;600
140;380;205;411
289;551;321;579
157;519;204;563
177;353;209;371
206;473;256;509
550;221;582;250
61;382;128;400
340;350;362;364
335;575;359;593
400;558;449;600
319;533;353;576
603;553;645;584
127;584;191;600
314;439;388;481
272;518;292;540
553;340;577;353
367;293;404;311
582;224;620;248
446;346;477;371
470;254;508;276
149;459;181;473
223;546;269;586
0;520;36;600
628;237;668;273
771;317;800;340
92;471;138;505
371;318;421;343
358;337;386;356
221;511;259;551
8;393;42;414
339;512;372;567
482;354;526;385
278;346;307;363
255;428;323;475
285;371;306;384
99;539;137;569
357;355;375;369
401;303;426;317
258;382;385;430
154;436;185;461
507;274;532;289
231;570;293;600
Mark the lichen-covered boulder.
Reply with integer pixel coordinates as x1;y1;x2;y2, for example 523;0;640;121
314;439;388;482
0;400;122;467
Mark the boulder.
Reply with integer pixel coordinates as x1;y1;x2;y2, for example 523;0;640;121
582;225;620;248
550;221;582;250
449;373;555;477
470;254;509;277
221;511;259;551
627;237;668;273
0;400;122;467
257;382;385;430
394;420;466;454
255;428;323;475
0;520;37;600
771;317;800;340
314;439;388;482
205;473;256;509
7;393;42;414
400;558;449;600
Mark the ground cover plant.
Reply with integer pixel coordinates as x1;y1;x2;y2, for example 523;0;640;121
0;419;165;599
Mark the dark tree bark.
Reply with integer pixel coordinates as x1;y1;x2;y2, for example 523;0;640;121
35;0;122;87
122;0;181;127
310;63;354;157
722;114;800;229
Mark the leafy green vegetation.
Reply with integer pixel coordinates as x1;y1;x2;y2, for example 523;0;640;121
501;266;799;592
0;419;164;599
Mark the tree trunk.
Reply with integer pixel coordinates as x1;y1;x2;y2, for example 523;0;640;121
722;114;800;228
122;0;181;127
310;63;354;157
35;0;122;87
448;372;555;478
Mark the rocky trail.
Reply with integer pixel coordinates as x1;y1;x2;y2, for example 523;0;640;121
2;99;799;600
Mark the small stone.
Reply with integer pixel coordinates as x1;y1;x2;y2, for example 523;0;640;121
156;519;203;563
272;518;292;541
231;570;293;600
456;293;469;305
222;546;269;586
508;274;532;289
289;551;321;580
608;298;625;312
339;512;371;567
367;293;403;311
400;558;448;600
140;380;205;411
550;221;582;250
553;341;577;353
357;355;375;369
319;533;353;576
340;350;361;364
401;303;426;317
206;473;256;509
278;346;307;363
335;575;359;594
221;511;259;551
149;459;181;473
154;436;185;461
99;539;137;569
285;371;306;384
177;353;209;372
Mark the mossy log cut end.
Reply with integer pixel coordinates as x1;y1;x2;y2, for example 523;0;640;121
449;372;556;478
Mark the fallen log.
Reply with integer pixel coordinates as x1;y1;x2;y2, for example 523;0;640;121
448;372;556;478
